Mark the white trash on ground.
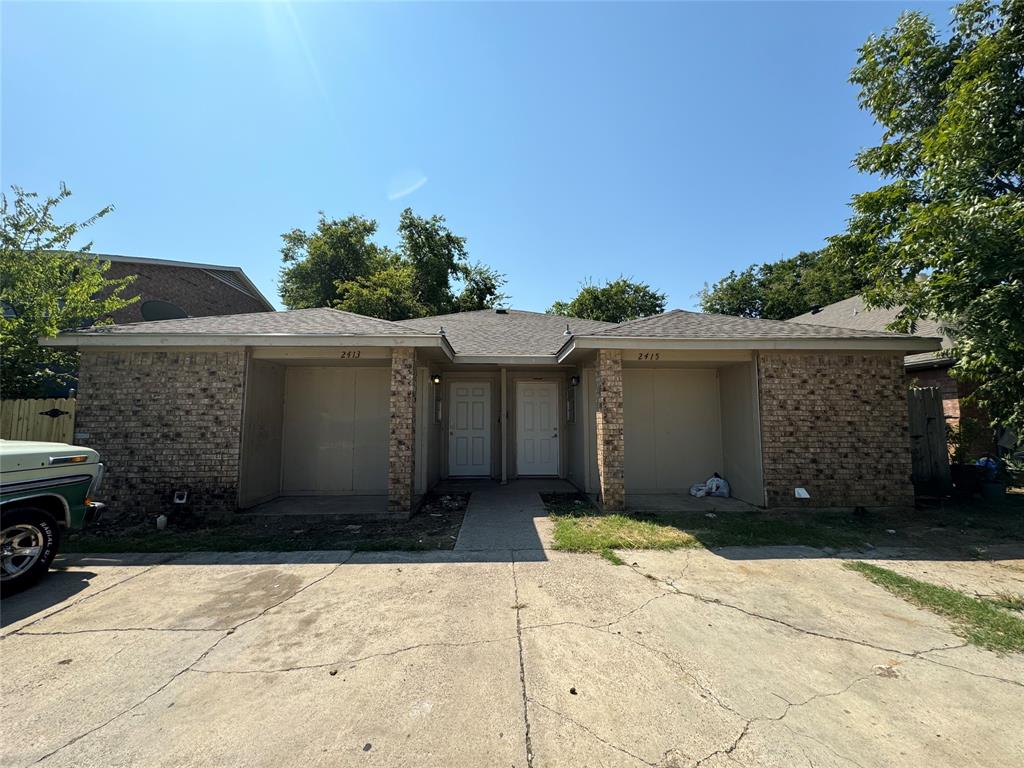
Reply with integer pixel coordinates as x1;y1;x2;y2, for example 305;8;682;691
689;473;731;499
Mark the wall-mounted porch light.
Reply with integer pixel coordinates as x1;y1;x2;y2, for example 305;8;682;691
431;374;442;385
569;375;580;387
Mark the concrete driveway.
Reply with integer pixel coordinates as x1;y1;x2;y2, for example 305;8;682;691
2;540;1023;767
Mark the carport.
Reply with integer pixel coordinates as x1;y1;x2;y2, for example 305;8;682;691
238;348;394;515
621;353;764;506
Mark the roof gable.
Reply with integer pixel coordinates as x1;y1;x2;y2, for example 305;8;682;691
402;309;615;356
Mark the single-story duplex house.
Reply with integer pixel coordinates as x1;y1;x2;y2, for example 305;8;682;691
43;307;940;518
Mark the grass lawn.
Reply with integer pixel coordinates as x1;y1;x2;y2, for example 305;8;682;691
543;490;1024;558
845;561;1024;653
65;493;469;553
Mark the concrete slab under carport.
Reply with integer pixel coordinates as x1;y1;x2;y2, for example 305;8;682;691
626;492;757;514
242;494;393;521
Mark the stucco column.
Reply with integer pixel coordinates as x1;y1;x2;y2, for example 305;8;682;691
388;347;416;515
595;349;625;511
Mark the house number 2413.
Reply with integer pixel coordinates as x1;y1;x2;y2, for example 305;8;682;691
637;352;660;361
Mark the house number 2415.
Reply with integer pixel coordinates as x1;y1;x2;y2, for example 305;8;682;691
637;352;660;361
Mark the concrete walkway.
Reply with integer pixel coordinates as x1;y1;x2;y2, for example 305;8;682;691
451;479;572;552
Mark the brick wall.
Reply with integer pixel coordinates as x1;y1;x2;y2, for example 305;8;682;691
76;349;246;520
104;262;270;324
758;351;914;508
595;349;625;511
388;348;416;516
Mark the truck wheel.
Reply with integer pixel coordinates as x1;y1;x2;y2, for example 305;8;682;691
0;507;61;596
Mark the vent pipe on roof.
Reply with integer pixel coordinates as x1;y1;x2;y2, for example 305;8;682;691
563;323;571;335
438;326;446;336
810;305;822;314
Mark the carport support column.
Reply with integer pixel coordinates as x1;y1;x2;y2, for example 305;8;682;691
595;349;626;511
388;347;416;516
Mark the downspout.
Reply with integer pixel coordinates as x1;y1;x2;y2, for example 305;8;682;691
501;367;508;484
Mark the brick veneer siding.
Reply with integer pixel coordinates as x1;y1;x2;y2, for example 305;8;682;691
595;349;626;511
388;348;416;515
76;349;246;520
103;262;270;324
757;351;915;508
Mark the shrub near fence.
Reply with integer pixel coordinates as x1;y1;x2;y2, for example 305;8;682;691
0;398;77;444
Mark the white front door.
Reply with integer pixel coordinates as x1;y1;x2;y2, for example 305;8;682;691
516;380;559;476
449;382;491;476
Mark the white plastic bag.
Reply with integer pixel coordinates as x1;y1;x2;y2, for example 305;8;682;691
704;474;731;498
689;483;707;498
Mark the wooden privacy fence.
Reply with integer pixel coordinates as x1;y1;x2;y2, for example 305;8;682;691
0;398;77;444
907;387;952;496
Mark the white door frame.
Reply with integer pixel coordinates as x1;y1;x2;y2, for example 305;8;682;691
515;379;560;476
448;381;492;477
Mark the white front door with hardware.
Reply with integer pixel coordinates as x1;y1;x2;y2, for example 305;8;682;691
516;380;559;476
449;382;491;476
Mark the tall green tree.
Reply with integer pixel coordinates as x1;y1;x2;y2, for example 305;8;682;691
0;184;137;398
279;208;507;318
454;262;509;313
278;214;385;309
393;208;468;315
549;278;666;323
831;0;1024;431
336;264;427;321
698;250;868;320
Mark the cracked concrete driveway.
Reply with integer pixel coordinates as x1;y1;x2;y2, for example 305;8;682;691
2;540;1023;767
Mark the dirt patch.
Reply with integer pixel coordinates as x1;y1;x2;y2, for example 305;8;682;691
65;492;471;553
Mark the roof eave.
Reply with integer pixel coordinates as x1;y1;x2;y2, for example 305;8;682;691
40;333;450;354
557;335;943;362
905;354;956;371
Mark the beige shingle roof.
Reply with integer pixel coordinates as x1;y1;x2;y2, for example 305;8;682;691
789;295;947;337
402;309;615;356
789;295;955;368
69;307;433;336
585;309;920;340
53;304;942;357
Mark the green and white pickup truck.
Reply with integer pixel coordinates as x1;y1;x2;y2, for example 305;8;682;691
0;440;105;595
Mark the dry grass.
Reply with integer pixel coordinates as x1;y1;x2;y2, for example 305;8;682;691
552;512;701;553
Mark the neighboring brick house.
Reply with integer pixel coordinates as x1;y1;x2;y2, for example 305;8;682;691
790;295;999;458
95;254;275;323
44;306;939;520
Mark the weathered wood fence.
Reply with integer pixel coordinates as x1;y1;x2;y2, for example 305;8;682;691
0;398;77;444
907;387;951;496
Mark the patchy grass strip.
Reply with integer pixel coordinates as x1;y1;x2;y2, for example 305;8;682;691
844;562;1024;654
552;513;701;553
988;592;1024;612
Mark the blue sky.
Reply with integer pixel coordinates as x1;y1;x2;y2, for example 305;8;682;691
2;1;945;312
